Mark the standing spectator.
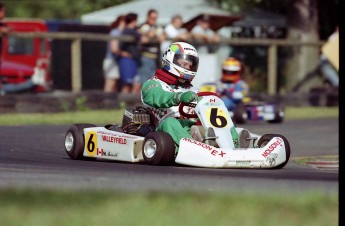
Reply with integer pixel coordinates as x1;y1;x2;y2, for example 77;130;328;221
133;9;166;93
161;14;190;53
118;13;142;93
102;15;125;93
191;15;220;53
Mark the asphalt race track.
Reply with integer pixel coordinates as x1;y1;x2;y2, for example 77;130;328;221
0;118;338;193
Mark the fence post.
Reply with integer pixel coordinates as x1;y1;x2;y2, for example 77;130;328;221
267;44;277;95
71;38;82;93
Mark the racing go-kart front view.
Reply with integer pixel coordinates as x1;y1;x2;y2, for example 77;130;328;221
64;92;290;169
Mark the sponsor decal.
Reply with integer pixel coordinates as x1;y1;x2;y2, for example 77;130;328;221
97;148;118;157
96;131;137;139
262;137;283;158
235;160;251;166
144;84;158;92
205;102;221;106
182;138;226;157
183;47;196;52
265;153;278;166
102;135;127;144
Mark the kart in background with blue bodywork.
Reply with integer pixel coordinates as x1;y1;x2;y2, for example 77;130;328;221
200;83;284;124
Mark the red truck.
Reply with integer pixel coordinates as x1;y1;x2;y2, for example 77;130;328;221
0;19;51;92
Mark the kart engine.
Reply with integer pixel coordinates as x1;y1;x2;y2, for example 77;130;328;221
121;107;155;136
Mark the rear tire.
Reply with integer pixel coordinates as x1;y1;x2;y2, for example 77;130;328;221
257;134;290;169
64;123;96;160
142;132;175;165
267;103;284;123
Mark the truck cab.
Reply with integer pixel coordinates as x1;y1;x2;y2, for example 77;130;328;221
1;19;51;92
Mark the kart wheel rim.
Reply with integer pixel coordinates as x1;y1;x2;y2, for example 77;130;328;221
65;132;74;152
143;139;157;158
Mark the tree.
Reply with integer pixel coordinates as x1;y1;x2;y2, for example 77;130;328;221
213;0;338;93
284;0;320;92
4;0;130;19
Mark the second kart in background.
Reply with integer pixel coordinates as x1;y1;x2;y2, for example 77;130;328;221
200;57;284;124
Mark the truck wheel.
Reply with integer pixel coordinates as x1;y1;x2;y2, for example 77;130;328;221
268;103;284;123
233;103;247;124
257;134;290;169
64;123;96;160
142;132;175;165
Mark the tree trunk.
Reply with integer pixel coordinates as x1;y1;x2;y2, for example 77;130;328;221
284;0;320;93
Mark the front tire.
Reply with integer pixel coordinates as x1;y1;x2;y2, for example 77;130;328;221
267;103;284;123
257;134;290;169
142;132;175;165
64;123;96;160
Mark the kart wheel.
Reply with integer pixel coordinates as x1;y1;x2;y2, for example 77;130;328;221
233;102;247;124
267;103;284;124
64;123;96;160
142;132;175;165
257;134;291;169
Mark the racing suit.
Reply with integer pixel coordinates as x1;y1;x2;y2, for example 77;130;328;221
141;69;198;148
217;80;249;111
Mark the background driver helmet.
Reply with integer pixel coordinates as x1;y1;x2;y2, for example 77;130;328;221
162;42;199;82
221;57;242;83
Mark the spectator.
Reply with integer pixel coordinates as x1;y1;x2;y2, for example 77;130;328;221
0;66;46;95
102;15;125;93
118;13;142;93
191;15;220;53
161;14;190;53
133;9;166;93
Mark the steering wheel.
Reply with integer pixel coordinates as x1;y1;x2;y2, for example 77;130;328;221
178;91;219;118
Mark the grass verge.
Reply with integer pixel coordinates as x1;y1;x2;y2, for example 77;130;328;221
0;189;338;226
0;106;338;125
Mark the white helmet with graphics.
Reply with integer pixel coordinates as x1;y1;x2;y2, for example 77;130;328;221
162;42;199;82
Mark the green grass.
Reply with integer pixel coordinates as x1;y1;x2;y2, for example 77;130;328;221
0;106;338;125
284;106;338;119
0;189;338;226
0;106;339;226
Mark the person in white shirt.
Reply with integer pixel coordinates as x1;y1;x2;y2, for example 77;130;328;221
161;15;190;52
191;15;220;53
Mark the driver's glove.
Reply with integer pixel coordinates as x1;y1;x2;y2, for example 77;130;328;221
175;91;198;104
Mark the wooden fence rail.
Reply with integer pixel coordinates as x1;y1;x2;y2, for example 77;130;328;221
2;31;324;94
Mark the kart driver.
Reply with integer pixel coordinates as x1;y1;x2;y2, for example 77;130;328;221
141;42;221;150
217;57;249;111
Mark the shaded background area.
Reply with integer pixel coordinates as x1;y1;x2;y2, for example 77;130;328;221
50;24;109;90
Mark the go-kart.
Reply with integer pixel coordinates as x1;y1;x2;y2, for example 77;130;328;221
64;92;290;169
200;83;284;124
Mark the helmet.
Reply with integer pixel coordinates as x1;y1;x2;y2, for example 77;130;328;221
221;57;242;83
162;42;199;82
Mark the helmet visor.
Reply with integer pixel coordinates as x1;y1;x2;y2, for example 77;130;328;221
173;54;199;72
222;69;240;75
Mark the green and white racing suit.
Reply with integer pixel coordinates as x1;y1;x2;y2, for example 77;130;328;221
141;70;197;149
141;69;241;151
